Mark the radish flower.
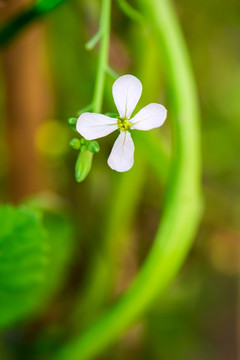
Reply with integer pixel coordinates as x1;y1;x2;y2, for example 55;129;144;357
77;75;167;172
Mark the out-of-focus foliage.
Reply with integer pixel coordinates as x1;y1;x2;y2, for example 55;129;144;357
0;205;48;328
0;204;75;331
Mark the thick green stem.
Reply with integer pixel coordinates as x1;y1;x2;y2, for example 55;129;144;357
0;0;67;48
54;0;202;358
91;0;111;113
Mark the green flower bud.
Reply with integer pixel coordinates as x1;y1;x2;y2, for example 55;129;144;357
88;140;100;153
69;138;81;150
68;117;78;132
81;144;88;151
75;150;93;183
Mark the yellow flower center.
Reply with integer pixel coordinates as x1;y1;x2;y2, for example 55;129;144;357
117;118;131;131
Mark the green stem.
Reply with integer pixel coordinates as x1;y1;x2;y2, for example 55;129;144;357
72;17;169;326
134;131;169;183
70;0;112;324
73;156;146;327
91;0;111;113
0;0;67;48
55;0;202;358
116;0;143;24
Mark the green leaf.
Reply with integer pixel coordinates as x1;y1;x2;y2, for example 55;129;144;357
0;205;48;328
40;210;75;302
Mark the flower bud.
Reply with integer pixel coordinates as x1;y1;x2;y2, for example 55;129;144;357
75;150;93;183
81;144;88;151
69;138;81;150
88;140;100;153
68;117;78;132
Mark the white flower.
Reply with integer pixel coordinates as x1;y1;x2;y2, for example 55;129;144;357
77;74;167;172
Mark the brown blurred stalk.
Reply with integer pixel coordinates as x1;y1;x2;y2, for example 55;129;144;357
1;0;50;202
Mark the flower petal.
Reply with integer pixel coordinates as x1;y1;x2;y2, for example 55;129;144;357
107;131;135;172
112;75;142;119
131;103;167;131
76;112;118;140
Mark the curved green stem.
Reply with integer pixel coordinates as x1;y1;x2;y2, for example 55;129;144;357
55;0;202;358
91;0;111;113
134;131;169;183
116;0;144;24
0;0;67;48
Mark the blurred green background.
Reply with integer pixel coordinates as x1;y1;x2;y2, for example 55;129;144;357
0;0;239;359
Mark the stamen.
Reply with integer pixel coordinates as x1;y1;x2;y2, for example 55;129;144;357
117;118;131;131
